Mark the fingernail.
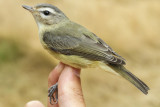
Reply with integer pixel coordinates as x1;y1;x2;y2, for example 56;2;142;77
54;62;64;72
55;63;61;70
73;69;80;77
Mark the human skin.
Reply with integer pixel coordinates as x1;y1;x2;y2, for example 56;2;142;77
25;62;86;107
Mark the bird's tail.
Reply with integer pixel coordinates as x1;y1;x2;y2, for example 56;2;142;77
99;63;149;94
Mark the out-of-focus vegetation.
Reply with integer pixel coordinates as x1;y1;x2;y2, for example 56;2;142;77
0;0;160;107
0;38;23;64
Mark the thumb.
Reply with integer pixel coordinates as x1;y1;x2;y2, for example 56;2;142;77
58;65;85;107
25;101;45;107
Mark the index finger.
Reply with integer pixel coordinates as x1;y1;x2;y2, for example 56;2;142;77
48;62;65;107
48;62;65;88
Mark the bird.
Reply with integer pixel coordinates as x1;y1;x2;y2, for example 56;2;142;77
22;3;149;104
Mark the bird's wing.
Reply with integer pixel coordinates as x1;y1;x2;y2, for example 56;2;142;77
43;31;125;65
84;32;126;63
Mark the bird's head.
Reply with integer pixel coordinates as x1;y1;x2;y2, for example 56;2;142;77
22;4;68;27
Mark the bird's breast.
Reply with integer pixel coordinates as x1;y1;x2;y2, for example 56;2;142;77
44;47;99;69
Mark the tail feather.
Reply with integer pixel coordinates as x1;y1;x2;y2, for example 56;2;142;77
108;64;149;94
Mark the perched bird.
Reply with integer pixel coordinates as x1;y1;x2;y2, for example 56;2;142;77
22;4;149;104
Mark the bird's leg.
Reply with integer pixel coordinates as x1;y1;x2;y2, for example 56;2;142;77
48;82;58;104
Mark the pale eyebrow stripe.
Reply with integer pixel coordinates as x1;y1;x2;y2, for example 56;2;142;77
37;8;56;14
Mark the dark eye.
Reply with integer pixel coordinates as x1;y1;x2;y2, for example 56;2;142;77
43;10;50;16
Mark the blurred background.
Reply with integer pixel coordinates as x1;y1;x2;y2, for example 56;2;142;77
0;0;160;107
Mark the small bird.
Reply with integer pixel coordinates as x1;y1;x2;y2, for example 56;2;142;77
22;4;149;104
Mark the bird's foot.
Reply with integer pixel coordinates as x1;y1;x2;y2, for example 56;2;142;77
48;82;58;105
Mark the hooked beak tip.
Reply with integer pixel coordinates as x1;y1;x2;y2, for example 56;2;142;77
22;5;34;11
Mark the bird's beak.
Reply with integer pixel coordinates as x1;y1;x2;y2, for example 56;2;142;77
22;5;34;12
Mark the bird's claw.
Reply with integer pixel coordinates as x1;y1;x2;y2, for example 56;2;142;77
48;83;58;105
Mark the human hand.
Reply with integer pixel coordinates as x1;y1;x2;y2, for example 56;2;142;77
25;62;85;107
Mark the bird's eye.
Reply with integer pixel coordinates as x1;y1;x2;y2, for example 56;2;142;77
43;10;50;16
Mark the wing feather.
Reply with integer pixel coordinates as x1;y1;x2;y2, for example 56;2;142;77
43;31;125;65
